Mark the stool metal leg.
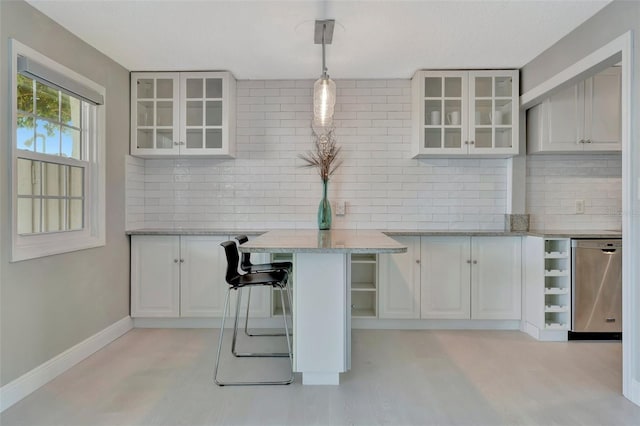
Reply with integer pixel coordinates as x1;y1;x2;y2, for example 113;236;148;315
244;286;293;337
232;287;291;358
214;285;293;386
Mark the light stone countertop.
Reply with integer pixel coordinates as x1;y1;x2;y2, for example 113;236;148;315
238;229;407;254
125;228;622;239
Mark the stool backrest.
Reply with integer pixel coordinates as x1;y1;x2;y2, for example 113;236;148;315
235;235;253;271
220;241;241;286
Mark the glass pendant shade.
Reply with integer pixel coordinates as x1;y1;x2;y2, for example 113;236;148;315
313;77;336;127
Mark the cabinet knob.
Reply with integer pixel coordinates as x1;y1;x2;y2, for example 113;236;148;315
578;139;585;144
473;260;478;264
466;260;472;264
464;141;469;145
180;259;185;263
174;259;179;263
469;141;475;145
586;139;592;144
415;259;421;264
174;141;179;146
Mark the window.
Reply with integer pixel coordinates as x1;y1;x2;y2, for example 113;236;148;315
10;39;105;261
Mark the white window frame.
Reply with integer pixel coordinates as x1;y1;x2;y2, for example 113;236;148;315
9;39;105;262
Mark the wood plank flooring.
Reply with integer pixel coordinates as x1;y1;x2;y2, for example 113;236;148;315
2;329;639;426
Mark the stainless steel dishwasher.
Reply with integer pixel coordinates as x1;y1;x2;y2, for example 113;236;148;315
571;239;622;338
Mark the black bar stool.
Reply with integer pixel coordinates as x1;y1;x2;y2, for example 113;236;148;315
214;240;293;386
235;235;293;337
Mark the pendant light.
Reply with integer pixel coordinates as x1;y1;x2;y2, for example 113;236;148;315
313;19;336;129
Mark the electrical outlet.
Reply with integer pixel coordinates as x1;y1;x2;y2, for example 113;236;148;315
575;199;585;214
335;201;346;216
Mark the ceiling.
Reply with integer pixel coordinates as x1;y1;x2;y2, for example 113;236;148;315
25;0;610;80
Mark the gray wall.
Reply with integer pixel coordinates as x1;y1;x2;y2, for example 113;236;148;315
521;0;640;389
0;0;130;385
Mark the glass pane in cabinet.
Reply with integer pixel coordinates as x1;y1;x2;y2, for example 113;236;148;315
495;128;512;148
137;129;153;149
206;79;223;98
205;129;222;149
424;77;442;98
495;99;512;125
137;79;153;99
186;101;203;126
444;100;462;126
186;129;203;149
156;130;174;149
156;79;173;98
475;128;492;148
156;101;173;126
444;77;462;97
475;77;492;98
495;76;512;97
206;101;222;126
475;99;491;125
425;100;442;125
424;128;441;148
137;101;154;126
444;128;462;148
186;79;203;99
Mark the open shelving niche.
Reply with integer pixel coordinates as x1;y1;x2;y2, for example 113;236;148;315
543;239;571;330
350;253;378;318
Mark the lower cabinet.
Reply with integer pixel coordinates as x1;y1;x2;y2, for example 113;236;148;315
379;236;522;321
378;236;421;319
131;235;271;318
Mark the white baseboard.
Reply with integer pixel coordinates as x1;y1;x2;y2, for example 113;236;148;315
351;318;522;330
0;316;133;412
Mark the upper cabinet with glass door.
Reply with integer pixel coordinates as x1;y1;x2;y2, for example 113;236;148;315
131;71;236;158
412;70;519;158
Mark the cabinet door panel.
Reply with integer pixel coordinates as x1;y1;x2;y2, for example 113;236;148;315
471;237;522;320
379;236;420;319
545;84;583;150
420;237;471;319
131;236;180;317
180;236;228;317
585;67;621;149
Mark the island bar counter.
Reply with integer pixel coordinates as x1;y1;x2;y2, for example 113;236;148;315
240;230;407;385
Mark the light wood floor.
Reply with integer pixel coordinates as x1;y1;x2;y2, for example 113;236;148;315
2;329;639;426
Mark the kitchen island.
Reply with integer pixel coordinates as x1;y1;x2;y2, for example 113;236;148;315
240;229;406;385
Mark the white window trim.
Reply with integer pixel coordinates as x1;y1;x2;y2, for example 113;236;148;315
9;39;106;262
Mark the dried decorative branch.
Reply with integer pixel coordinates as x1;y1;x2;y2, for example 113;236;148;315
298;127;342;181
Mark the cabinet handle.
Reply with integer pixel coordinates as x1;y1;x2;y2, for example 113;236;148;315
578;139;585;144
586;139;592;144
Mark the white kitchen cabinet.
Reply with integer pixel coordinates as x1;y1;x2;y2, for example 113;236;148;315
131;235;180;317
470;237;522;320
523;237;571;341
131;71;236;158
131;235;270;318
527;66;621;154
351;253;378;318
378;236;421;319
420;236;521;320
420;237;471;319
412;70;519;158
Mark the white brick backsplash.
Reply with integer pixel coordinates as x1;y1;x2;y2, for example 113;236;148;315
126;78;517;230
526;154;622;231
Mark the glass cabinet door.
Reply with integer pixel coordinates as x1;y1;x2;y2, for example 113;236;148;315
469;72;516;153
422;73;465;152
181;74;225;153
133;75;179;153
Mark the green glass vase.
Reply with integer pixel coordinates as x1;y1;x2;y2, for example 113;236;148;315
317;179;332;230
